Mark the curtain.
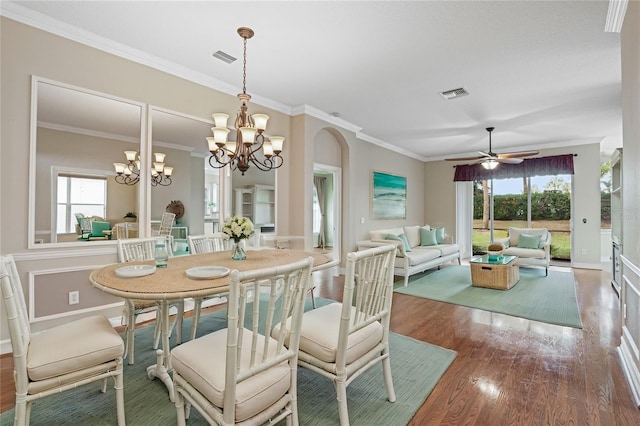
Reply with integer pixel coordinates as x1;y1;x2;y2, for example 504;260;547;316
453;154;575;182
314;176;327;248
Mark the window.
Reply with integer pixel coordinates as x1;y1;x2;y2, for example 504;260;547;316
57;175;107;233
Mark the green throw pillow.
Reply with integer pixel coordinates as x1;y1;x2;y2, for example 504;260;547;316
435;227;445;244
419;227;438;246
385;233;412;252
518;233;542;249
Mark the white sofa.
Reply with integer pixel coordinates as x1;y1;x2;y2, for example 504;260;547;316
495;227;552;276
357;225;461;287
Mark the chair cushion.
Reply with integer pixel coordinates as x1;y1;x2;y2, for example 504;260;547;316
294;303;383;364
503;246;546;259
385;234;411;252
434;243;460;257
403;225;421;248
369;228;404;241
518;233;542;249
405;247;441;266
419;227;438;246
27;315;124;381
171;328;290;422
508;227;548;247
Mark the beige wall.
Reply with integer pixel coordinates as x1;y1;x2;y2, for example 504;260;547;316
0;18;293;342
424;143;603;267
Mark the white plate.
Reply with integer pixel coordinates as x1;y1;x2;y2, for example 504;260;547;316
115;264;156;278
186;266;231;280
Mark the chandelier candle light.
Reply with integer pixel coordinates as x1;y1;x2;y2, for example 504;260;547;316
206;27;284;175
114;151;173;187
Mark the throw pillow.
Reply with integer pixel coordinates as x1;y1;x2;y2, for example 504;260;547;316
386;233;412;252
419;227;438;246
435;227;445;244
518;233;542;249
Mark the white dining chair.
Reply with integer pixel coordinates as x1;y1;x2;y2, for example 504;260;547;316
186;233;229;340
275;244;397;426
172;257;314;426
0;255;126;425
117;237;183;365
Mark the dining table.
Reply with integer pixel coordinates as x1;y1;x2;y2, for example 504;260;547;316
89;249;335;401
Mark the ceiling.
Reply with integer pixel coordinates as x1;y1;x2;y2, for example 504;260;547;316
5;0;624;162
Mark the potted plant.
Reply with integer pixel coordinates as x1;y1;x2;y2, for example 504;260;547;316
123;212;137;222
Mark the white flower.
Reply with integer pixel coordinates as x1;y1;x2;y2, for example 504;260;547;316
222;216;254;241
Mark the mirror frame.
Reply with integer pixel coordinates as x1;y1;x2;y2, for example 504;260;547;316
28;76;146;249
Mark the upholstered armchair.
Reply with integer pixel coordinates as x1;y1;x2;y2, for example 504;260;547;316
496;227;552;276
75;213;112;240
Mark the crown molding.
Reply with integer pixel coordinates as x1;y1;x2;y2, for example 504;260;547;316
604;0;628;33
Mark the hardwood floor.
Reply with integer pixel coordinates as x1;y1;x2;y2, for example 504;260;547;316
1;266;639;424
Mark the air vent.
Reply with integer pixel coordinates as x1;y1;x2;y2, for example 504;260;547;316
440;87;469;100
212;50;236;64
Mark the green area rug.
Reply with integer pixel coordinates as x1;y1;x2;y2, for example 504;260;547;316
1;298;456;425
395;265;582;329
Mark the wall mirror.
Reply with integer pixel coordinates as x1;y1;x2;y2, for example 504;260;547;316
149;107;276;249
29;77;144;248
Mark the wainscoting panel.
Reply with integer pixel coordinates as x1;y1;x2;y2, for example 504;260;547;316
619;255;640;408
29;265;122;322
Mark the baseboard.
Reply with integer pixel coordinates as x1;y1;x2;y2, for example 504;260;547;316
618;335;640;408
571;262;603;270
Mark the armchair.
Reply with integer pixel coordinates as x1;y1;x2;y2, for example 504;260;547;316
496;227;551;276
75;213;111;241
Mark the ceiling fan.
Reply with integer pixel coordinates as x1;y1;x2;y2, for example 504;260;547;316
445;127;538;169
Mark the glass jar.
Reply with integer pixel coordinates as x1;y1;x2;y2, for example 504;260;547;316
154;238;169;268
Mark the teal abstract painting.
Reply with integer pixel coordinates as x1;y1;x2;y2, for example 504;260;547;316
372;171;406;219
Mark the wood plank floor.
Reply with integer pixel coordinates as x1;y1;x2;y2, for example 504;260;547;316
1;266;639;424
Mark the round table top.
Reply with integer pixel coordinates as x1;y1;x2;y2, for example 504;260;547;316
90;249;333;300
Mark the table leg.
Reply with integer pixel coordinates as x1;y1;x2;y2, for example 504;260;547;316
146;300;175;401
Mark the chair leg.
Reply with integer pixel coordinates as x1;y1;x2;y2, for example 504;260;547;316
382;355;396;403
190;298;203;341
335;378;350;426
13;398;27;426
545;267;548;276
174;378;188;426
311;288;317;309
114;358;126;426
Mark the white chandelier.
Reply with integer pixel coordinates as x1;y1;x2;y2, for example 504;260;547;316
113;151;173;186
206;27;284;175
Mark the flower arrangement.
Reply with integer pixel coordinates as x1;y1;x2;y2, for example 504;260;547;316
222;216;254;242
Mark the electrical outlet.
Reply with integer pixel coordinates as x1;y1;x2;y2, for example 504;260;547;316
68;291;79;305
581;248;587;255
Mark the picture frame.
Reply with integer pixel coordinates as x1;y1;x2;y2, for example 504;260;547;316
371;171;407;219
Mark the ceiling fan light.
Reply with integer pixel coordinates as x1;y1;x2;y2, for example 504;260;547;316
482;159;499;170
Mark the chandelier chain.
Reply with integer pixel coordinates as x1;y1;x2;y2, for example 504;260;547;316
242;37;247;95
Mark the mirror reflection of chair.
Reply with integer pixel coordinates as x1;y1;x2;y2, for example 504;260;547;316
75;213;110;241
117;237;183;365
1;255;126;425
172;257;314;426
186;233;229;340
276;244;397;425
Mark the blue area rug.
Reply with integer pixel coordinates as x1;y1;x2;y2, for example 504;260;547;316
395;265;582;328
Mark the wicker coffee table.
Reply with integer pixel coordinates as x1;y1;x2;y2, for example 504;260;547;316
469;254;519;290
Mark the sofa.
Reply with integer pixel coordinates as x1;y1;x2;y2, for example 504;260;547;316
357;225;461;287
495;227;552;276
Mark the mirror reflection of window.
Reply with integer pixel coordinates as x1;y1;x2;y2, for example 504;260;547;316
57;175;107;233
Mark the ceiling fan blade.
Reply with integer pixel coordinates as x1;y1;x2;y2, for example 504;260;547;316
498;151;539;159
496;157;523;164
445;155;485;161
478;151;492;158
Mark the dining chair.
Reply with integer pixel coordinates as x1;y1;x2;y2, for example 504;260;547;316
186;233;230;340
276;244;397;426
0;255;126;425
117;237;183;365
172;256;314;426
